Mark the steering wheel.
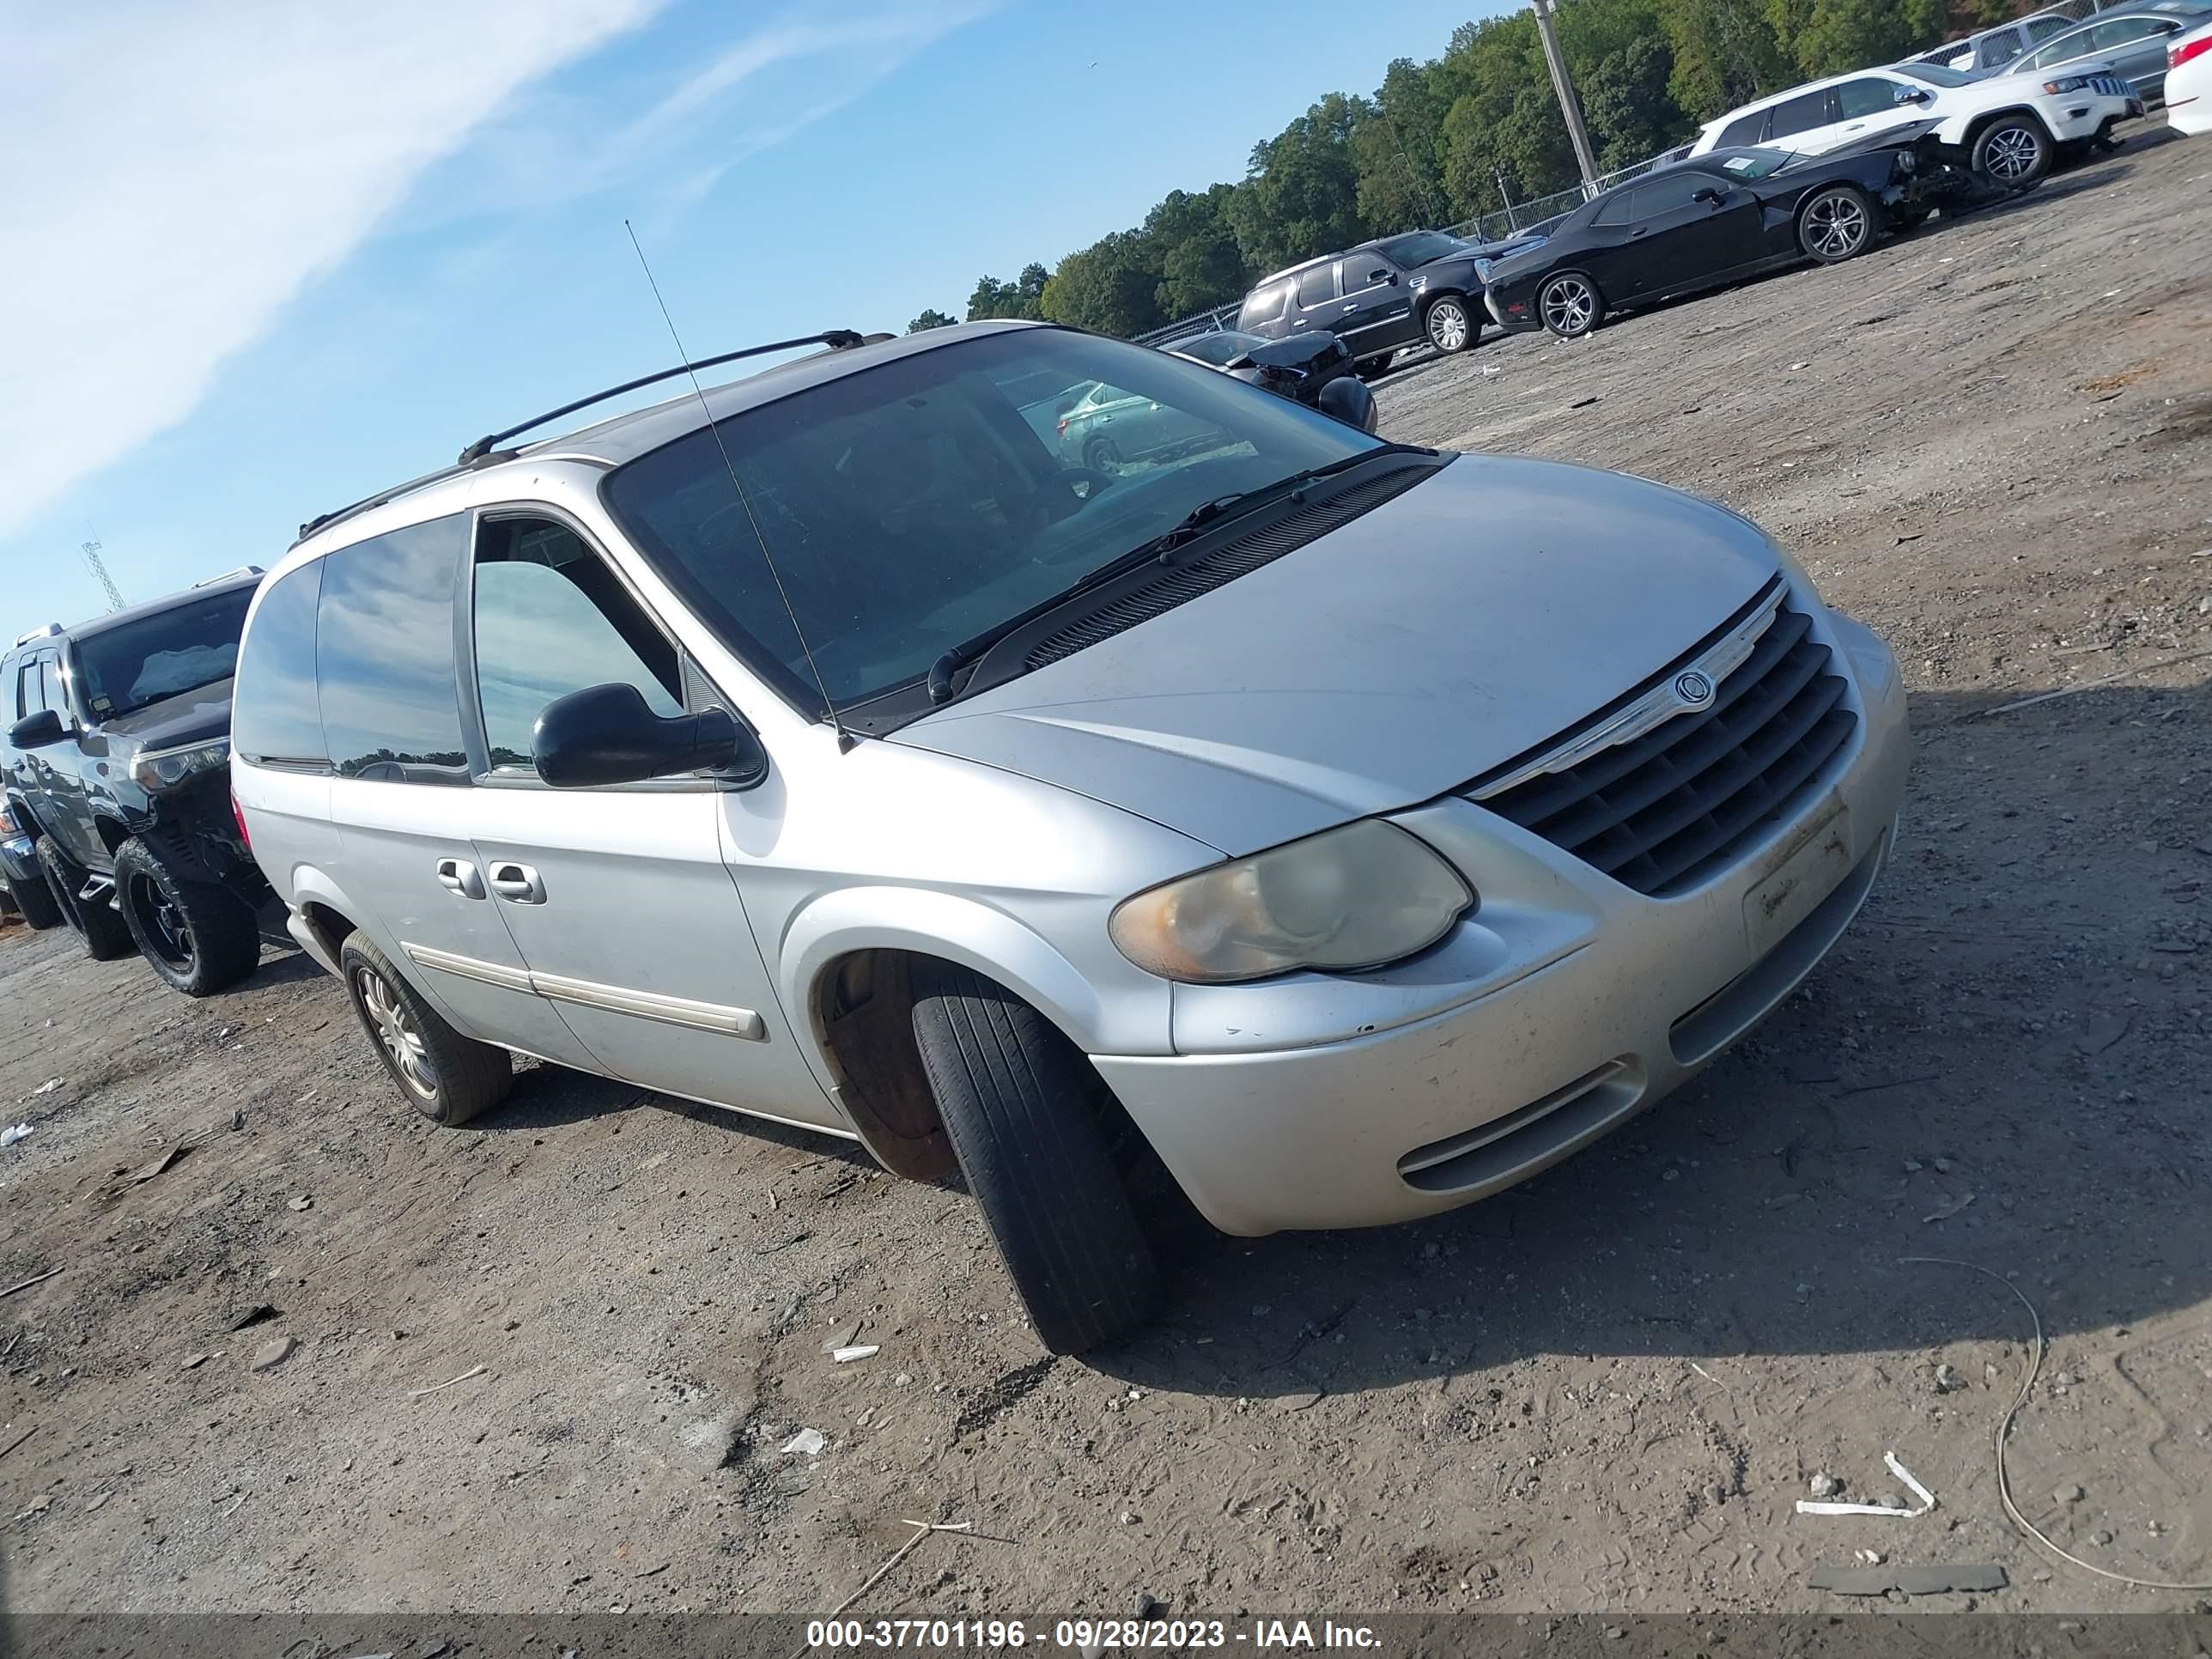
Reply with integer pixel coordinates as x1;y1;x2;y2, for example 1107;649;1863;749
1018;465;1115;531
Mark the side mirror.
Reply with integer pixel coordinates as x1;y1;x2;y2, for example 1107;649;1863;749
8;709;65;749
532;682;763;788
1316;376;1378;434
1692;185;1724;205
1898;86;1931;104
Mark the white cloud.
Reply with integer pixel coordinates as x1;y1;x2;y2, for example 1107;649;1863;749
0;0;667;541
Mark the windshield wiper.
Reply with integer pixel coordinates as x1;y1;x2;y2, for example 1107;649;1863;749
923;442;1434;706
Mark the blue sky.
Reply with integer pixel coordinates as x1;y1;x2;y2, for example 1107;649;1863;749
1;0;1498;633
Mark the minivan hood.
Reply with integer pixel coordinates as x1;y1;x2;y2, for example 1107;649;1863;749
96;678;234;754
894;456;1782;855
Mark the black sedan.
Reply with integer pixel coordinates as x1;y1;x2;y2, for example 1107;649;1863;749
1167;328;1377;431
1483;126;1969;340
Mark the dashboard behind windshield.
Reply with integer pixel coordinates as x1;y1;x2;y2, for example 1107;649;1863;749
604;328;1379;718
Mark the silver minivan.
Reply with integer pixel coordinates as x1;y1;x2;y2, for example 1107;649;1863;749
231;320;1909;1353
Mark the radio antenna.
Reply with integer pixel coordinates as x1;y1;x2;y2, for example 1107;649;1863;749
623;220;855;751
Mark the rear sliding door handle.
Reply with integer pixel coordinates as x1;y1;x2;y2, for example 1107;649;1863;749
487;861;546;904
434;858;485;900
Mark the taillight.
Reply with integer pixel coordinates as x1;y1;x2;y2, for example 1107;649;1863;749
231;791;252;851
2174;31;2212;68
1056;417;1068;435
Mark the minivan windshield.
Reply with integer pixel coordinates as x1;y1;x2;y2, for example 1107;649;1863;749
72;586;254;720
603;327;1382;718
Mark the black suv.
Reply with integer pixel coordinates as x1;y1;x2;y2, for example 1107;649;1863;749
1234;228;1545;373
3;570;275;994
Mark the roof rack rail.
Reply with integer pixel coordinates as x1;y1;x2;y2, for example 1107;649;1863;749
13;622;63;647
455;330;866;465
294;461;478;547
192;564;265;587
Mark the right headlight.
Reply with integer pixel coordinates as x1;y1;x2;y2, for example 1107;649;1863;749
1109;819;1474;984
2042;74;2092;92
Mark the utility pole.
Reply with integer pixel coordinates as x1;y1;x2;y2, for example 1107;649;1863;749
1530;0;1601;197
79;539;126;612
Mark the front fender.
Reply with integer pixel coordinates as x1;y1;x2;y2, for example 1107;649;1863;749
781;884;1175;1066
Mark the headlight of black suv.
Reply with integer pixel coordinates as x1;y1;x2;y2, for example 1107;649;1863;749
131;737;230;794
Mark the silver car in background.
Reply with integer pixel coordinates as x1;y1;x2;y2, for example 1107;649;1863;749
230;320;1909;1353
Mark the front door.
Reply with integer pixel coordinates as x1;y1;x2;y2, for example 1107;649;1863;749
460;509;839;1130
1615;172;1758;301
1331;253;1415;355
1826;76;1923;149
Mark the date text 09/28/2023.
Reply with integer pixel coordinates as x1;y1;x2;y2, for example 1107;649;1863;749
804;1618;1384;1649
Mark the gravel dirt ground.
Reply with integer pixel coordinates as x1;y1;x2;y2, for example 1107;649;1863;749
3;128;2209;1622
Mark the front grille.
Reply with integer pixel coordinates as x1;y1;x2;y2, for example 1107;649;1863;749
1474;594;1857;896
2093;73;2127;95
1025;464;1431;671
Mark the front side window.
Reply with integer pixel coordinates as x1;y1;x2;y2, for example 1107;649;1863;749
37;658;65;721
603;328;1381;721
316;516;469;783
1833;77;1898;118
15;661;43;719
471;517;684;772
1631;173;1710;216
232;561;329;769
70;586;253;721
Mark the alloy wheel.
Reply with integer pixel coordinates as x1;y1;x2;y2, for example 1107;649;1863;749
1986;125;2041;181
356;966;437;1099
1541;277;1595;337
1804;191;1869;258
1428;301;1468;351
125;872;193;971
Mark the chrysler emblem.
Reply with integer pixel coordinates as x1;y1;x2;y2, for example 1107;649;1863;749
1674;670;1715;707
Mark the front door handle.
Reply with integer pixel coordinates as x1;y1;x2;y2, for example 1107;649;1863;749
487;861;545;903
435;858;485;900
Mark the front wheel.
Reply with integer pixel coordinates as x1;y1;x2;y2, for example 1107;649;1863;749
339;935;514;1126
112;837;261;996
36;836;132;961
1972;115;2052;187
908;960;1161;1354
1538;272;1604;339
1797;185;1875;264
1425;295;1476;353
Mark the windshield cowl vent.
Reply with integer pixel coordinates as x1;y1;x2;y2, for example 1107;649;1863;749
1024;462;1432;672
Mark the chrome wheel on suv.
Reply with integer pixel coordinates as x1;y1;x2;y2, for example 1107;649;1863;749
1425;296;1474;353
1973;116;2051;186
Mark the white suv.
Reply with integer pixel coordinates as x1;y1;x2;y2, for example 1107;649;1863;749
1689;59;2142;185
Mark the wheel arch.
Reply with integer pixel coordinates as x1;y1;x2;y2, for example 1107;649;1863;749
784;887;1170;1182
1957;104;2054;148
283;862;368;976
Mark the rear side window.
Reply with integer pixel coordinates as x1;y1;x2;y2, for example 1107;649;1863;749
1592;187;1638;225
232;562;328;768
1766;89;1832;139
1293;264;1337;307
1237;283;1288;327
1717;111;1768;147
316;516;470;783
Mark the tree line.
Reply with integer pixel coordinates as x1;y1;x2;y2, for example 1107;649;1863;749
909;0;2019;339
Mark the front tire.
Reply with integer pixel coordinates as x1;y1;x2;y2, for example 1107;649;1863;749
1537;272;1605;339
1797;185;1875;263
36;836;132;961
908;960;1161;1355
339;936;513;1127
112;836;260;996
6;869;62;930
1972;114;2052;187
1424;295;1476;353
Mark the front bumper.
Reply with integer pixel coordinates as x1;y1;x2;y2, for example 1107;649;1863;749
1096;606;1910;1237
